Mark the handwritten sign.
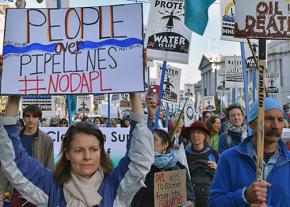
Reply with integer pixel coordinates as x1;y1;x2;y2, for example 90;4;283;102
235;0;290;39
154;169;187;207
145;0;191;64
2;4;144;95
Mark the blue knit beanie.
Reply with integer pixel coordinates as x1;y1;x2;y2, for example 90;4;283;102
248;97;284;123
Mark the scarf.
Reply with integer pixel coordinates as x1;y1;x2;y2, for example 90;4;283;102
63;168;104;207
227;123;248;139
153;150;178;170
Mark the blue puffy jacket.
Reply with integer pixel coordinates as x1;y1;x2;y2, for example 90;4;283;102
0;114;154;207
209;136;290;207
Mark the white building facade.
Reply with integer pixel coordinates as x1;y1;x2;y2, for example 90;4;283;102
267;40;290;105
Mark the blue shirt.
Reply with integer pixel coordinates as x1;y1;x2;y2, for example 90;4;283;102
209;136;290;207
20;132;37;156
245;141;280;180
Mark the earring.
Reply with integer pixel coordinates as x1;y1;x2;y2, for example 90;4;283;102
162;147;166;154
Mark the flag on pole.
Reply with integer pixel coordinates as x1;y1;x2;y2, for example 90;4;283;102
184;0;215;35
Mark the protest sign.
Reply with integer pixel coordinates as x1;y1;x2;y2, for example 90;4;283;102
238;82;255;111
98;103;118;118
2;4;144;95
41;127;129;166
157;63;181;103
220;0;245;42
77;95;93;114
111;93;120;102
154;169;187;207
119;99;132;110
184;83;194;98
266;73;280;94
196;92;202;114
145;0;191;64
94;94;105;101
235;0;290;39
225;56;243;88
184;99;195;127
216;72;230;92
21;95;52;111
202;96;216;111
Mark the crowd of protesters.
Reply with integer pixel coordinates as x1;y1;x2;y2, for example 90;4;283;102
1;95;290;206
0;53;290;207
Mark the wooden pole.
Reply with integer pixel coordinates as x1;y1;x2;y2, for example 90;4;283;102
256;39;266;181
169;99;187;142
246;38;268;97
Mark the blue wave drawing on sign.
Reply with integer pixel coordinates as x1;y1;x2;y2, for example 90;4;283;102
3;38;143;55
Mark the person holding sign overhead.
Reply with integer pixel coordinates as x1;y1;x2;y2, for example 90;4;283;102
0;93;154;207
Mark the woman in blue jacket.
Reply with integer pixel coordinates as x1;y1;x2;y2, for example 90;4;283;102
0;94;154;207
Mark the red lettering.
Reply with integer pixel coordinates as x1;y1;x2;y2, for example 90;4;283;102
80;72;91;93
48;70;108;93
48;74;59;93
155;173;165;183
59;74;70;92
70;73;82;92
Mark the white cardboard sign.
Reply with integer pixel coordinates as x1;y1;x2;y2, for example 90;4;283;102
225;56;243;88
157;63;181;103
2;4;144;95
41;127;129;167
266;73;280;94
145;0;191;64
235;0;290;39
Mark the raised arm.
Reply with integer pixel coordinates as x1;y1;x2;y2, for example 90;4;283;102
130;93;143;115
105;92;154;206
0;96;52;206
146;95;158;130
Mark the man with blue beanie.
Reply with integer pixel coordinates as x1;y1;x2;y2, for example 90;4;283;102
209;97;290;207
